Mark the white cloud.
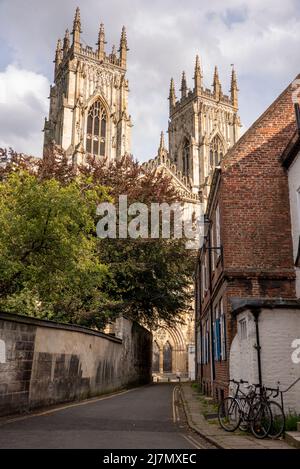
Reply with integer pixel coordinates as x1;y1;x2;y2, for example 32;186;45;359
0;65;49;156
0;0;299;160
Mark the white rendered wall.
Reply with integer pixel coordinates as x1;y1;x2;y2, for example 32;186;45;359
288;150;300;297
230;308;300;413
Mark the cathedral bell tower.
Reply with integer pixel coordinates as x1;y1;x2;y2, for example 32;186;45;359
168;57;241;195
43;7;132;164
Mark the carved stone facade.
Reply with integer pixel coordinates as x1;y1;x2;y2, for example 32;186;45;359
43;8;132;164
168;58;241;199
148;61;241;381
152;309;195;381
143;132;199;203
43;8;241;383
144;136;198;381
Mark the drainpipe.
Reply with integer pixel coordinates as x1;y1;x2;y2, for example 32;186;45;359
196;259;203;385
251;308;262;387
207;220;216;393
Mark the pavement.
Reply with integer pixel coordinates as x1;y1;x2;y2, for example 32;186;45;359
180;383;293;449
0;383;214;449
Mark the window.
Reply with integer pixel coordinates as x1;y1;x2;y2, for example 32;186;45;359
211;223;216;270
206;319;210;363
201;263;205;299
182;138;190;176
239;318;247;340
86;100;107;156
213;299;226;361
213;305;220;360
220;300;226;360
215;204;221;257
204;252;208;292
202;319;210;364
209;135;224;171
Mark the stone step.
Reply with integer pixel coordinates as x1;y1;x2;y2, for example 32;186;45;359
297;422;300;432
285;431;300;449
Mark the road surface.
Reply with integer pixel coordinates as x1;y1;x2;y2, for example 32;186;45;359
0;384;214;449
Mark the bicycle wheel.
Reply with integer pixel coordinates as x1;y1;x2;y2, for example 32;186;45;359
250;401;272;439
268;401;285;438
218;397;241;432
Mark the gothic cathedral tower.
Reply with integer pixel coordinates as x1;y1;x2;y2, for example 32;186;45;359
43;8;132;164
168;56;240;195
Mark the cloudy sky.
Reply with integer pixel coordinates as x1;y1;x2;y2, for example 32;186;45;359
0;0;300;161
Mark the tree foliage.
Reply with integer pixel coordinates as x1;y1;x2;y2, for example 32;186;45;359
79;155;195;328
0;169;114;329
0;147;195;329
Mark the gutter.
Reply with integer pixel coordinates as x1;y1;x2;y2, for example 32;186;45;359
229;297;300;317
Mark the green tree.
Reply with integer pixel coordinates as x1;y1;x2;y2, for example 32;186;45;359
99;238;193;328
0;149;196;329
80;155;195;328
0;170;114;329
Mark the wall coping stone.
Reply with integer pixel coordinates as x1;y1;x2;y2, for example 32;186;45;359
0;311;122;343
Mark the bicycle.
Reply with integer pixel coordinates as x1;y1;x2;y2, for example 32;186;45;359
255;384;285;438
218;379;272;439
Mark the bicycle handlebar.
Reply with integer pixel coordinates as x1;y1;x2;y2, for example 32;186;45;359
228;380;281;398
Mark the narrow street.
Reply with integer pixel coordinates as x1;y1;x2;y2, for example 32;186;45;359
0;384;214;449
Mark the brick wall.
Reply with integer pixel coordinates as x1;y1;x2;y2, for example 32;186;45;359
220;82;297;291
196;78;299;399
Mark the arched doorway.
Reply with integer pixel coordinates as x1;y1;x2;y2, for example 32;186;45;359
163;341;172;373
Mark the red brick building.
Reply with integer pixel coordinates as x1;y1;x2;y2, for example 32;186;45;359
195;77;299;400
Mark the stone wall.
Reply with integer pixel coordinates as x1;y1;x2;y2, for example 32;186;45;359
0;312;152;417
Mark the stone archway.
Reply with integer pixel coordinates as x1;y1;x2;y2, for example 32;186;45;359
152;311;195;381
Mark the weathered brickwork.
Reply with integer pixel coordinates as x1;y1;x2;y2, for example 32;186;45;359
0;319;36;415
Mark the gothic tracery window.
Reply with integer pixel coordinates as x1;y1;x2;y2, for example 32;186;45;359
182;138;190;176
209;135;224;170
86;100;107;156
